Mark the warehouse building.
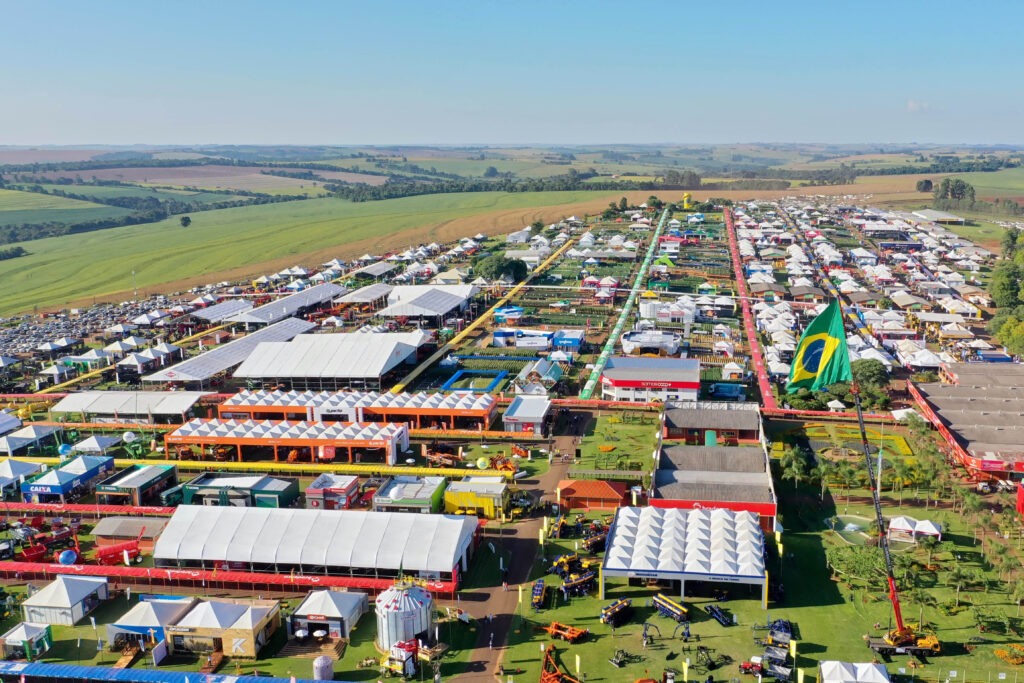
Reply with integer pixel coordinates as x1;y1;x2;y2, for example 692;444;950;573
911;365;1024;478
377;284;479;325
153;506;478;584
233;331;433;390
653;444;777;531
180;472;300;508
662;402;763;445
600;356;701;403
373;476;447;514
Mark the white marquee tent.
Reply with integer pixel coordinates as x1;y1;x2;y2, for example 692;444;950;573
601;507;766;600
819;661;890;683
153;506;477;581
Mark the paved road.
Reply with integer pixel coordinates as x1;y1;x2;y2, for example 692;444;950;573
456;431;578;681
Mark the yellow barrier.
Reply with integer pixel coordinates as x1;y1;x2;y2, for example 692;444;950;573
15;456;515;480
391;237;578;393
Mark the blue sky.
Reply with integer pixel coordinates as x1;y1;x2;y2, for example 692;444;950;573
2;0;1022;145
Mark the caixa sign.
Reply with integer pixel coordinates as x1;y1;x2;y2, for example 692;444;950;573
28;485;55;494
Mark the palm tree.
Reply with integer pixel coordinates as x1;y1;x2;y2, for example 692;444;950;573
918;535;939;567
836;463;858;512
812;459;835;502
909;587;938;630
948;565;974;607
782;454;807;491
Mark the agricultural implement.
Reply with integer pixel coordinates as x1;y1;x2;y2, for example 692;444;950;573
540;644;583;683
582;532;606;553
561;571;595;598
600;598;632;626
704;604;732;627
549;553;581;578
540;622;589;644
531;579;547;611
489;454;518;473
609;649;642;668
653;593;688;623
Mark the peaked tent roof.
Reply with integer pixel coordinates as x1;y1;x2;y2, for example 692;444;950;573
113;599;193;629
23;576;108;608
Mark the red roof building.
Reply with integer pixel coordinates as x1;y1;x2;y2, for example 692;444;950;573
556;479;628;511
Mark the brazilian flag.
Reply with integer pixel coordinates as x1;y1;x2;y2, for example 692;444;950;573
786;300;852;394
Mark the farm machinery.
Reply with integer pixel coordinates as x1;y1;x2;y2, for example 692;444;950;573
704;604;733;627
532;579;548;611
600;598;632;626
540;621;589;644
423;442;464;468
489;454;519;473
540;644;583;683
653;593;689;623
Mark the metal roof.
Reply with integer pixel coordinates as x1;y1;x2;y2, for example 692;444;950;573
378;289;468;318
659;445;766;473
603;356;701;383
230;283;345;325
222;388;495;412
503;396;551;422
153;506;476;573
189;299;253;323
52;391;211;416
233;331;429;380
351;261;398;278
337;283;394;303
144;317;315;382
653;470;775;503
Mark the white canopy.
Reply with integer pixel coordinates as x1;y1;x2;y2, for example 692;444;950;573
23;576;108;609
819;661;890;683
153;506;476;574
602;507;765;582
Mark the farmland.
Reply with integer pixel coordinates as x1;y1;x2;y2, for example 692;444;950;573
947;166;1024;200
0;188;134;227
0;190;653;314
31;183;250;205
28;164;330;195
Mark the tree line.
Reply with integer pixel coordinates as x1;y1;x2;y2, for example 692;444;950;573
0;246;27;261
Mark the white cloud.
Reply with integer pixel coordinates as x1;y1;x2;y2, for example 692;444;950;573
906;99;932;113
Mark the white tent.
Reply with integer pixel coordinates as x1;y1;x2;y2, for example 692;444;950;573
73;435;123;454
601;507;765;600
0;457;44;492
107;598;194;643
21;576;109;626
819;661;890;683
291;590;368;638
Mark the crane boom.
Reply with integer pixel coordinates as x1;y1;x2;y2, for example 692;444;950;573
852;385;907;636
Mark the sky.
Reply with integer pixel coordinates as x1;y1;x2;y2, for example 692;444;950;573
2;0;1023;146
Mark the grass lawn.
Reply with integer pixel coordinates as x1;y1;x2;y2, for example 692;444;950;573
0;190;624;315
573;412;659;474
941;216;1009;252
0;188;133;227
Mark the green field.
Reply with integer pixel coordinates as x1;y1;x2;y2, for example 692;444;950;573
946;167;1024;199
0;190;621;314
32;184;249;205
0;188;134;227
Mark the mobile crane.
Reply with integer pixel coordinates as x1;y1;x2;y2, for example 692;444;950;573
853;387;941;658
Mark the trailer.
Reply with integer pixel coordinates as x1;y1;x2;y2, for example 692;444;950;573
865;636;941;658
599;598;632;626
653;593;689;623
540;622;589;644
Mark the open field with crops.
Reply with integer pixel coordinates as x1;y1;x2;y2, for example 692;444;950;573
27;165;330;195
0;188;134;227
947;167;1024;200
31;183;249;204
0;190;659;314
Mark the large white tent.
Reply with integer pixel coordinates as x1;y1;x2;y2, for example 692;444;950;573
0;458;44;493
52;391;211;421
221;389;495;422
153;506;477;582
601;507;766;600
819;662;890;683
229;283;346;326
